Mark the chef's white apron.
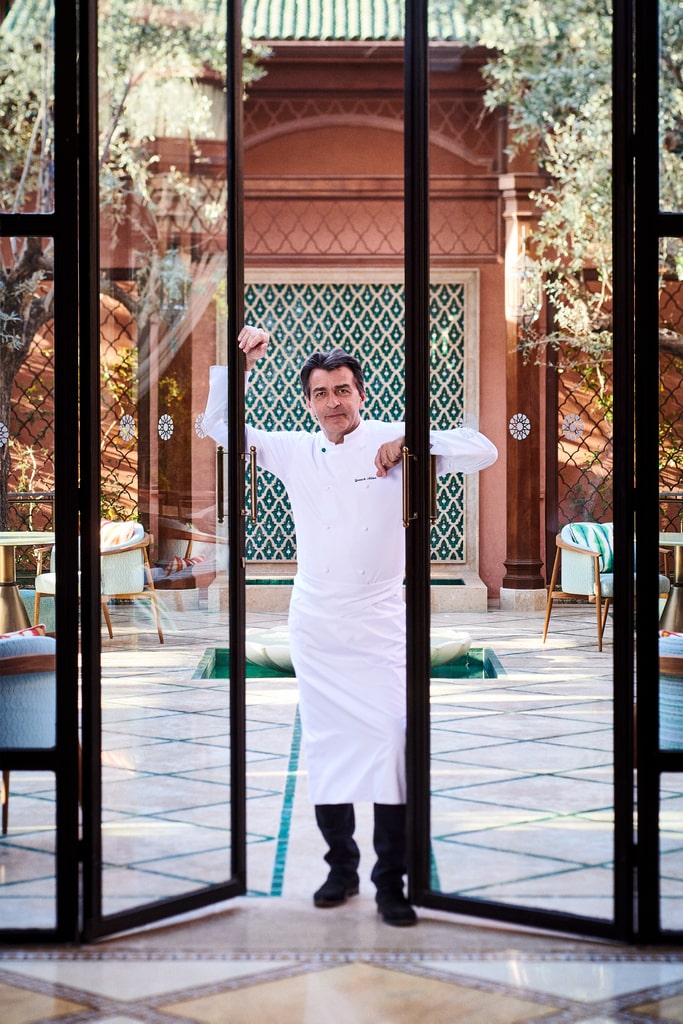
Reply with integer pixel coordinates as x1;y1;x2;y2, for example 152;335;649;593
289;570;407;805
201;368;498;805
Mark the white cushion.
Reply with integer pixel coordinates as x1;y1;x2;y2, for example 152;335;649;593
34;572;57;596
599;573;670;599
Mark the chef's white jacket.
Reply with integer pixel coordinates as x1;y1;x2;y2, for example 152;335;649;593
203;365;497;803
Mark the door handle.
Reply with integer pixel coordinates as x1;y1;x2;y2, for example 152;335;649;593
216;445;258;524
216;446;226;523
430;454;438;525
402;446;418;528
243;445;258;524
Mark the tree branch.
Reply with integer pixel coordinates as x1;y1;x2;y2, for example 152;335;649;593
99;276;139;316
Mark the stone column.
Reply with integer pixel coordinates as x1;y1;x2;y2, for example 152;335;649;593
498;174;547;612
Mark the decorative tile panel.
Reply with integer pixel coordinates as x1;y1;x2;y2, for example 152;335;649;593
245;275;472;564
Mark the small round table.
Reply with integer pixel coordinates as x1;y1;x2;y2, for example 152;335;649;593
659;532;683;633
0;531;55;633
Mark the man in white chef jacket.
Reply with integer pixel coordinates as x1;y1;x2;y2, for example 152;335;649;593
203;325;498;927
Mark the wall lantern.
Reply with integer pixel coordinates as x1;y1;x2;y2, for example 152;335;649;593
158;239;191;332
505;227;543;328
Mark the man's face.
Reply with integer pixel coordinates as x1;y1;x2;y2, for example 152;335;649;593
305;366;366;444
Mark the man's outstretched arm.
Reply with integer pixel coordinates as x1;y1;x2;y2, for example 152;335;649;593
375;437;405;477
202;325;270;446
374;428;498;478
239;324;269;370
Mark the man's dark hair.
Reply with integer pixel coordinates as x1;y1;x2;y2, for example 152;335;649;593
300;348;366;398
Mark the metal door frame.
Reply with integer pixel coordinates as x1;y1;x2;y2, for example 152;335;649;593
633;0;683;944
80;0;248;941
405;0;638;942
1;0;674;947
0;0;81;944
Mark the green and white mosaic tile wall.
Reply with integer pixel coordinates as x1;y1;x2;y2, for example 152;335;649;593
244;275;475;565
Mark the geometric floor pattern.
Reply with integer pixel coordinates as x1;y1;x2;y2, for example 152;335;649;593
3;600;683;1022
5;944;683;1023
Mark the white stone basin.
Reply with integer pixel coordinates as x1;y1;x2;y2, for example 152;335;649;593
245;629;471;673
429;633;472;666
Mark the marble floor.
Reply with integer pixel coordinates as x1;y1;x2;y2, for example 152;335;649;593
3;597;683;1023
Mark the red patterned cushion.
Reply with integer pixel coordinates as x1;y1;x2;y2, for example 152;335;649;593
0;624;47;639
160;554;207;577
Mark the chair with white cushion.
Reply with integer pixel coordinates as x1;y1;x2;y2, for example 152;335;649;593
34;520;164;644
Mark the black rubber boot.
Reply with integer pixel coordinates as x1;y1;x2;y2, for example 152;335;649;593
313;803;361;907
371;803;417;926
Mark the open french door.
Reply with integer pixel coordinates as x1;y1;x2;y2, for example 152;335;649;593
80;0;248;940
1;0;672;947
404;0;637;942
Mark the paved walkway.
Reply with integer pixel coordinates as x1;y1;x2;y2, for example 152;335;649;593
3;598;683;1023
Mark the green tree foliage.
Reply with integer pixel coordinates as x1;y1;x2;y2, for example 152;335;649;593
448;0;683;363
0;0;269;525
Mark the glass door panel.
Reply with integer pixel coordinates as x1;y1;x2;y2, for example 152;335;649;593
414;5;619;935
659;3;683;215
89;0;243;930
657;236;683;934
0;4;55;216
0;0;60;934
0;236;57;927
0;0;80;941
643;0;683;941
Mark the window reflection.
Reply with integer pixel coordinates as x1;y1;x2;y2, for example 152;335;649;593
0;5;55;215
659;1;683;214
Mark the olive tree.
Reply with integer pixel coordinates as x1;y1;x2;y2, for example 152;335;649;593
0;0;268;526
451;0;683;363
